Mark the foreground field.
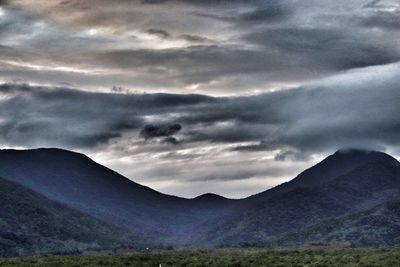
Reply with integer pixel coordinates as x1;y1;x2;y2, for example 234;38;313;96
1;249;400;267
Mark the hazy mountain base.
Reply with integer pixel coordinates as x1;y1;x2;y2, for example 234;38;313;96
1;249;400;267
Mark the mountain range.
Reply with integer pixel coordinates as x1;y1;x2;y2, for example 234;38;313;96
0;148;399;256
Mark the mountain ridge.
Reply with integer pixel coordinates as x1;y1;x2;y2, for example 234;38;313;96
3;147;395;200
247;148;399;201
0;147;399;251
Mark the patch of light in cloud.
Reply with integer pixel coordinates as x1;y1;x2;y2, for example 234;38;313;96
0;59;117;75
87;28;98;36
133;31;189;50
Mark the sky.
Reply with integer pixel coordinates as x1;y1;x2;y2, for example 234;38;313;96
0;0;399;198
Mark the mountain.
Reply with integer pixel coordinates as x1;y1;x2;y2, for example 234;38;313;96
0;148;235;245
0;147;399;251
0;176;147;257
213;149;400;246
248;149;399;202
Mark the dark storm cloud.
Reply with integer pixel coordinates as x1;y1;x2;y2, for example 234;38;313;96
0;83;216;148
1;62;399;155
5;83;210;147
0;88;141;148
140;123;182;139
162;136;179;145
174;63;400;154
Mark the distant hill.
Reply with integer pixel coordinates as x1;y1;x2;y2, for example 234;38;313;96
0;176;147;257
0;148;399;252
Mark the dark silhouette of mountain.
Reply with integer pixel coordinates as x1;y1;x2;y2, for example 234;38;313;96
0;148;234;245
0;147;399;252
194;193;228;201
213;150;400;246
248;149;399;202
192;193;233;206
0;176;147;257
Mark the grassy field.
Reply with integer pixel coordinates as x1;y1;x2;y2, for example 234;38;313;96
1;249;400;267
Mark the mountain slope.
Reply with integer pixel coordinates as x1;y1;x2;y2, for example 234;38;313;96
0;176;146;257
277;200;400;247
182;149;400;246
0;148;235;244
248;149;399;202
211;152;400;246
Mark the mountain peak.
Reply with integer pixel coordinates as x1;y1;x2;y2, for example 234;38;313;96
251;148;399;201
332;148;398;164
0;147;90;161
292;148;399;187
334;148;374;154
334;148;382;156
194;193;227;200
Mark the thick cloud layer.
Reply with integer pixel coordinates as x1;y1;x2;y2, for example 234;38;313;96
0;0;399;94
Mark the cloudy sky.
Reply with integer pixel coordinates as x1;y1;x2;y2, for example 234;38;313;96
0;0;399;198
